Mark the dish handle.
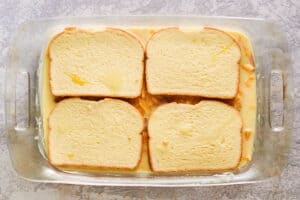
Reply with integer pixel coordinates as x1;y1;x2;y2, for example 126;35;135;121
4;67;30;131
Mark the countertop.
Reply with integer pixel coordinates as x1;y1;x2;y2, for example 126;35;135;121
0;0;299;199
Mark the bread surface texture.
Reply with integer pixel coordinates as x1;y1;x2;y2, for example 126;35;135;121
48;98;144;169
148;100;242;172
146;27;241;98
49;28;144;98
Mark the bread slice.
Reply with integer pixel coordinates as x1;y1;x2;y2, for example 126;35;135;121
48;98;144;170
146;27;241;99
49;28;144;98
148;100;242;172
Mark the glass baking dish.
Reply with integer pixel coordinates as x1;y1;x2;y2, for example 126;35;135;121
4;16;293;186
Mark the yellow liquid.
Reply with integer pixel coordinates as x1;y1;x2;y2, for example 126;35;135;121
67;73;89;86
41;28;256;172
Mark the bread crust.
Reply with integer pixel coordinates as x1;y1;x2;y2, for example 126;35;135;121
144;27;179;51
232;32;256;68
147;100;242;172
48;27;145;98
145;27;242;99
47;98;144;170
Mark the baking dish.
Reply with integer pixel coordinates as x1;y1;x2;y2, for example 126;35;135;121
4;16;293;186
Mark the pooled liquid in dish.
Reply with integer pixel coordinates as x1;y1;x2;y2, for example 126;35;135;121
41;28;256;172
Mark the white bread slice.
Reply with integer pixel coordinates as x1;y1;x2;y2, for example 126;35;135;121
146;27;241;99
48;98;144;170
49;28;144;98
148;100;242;172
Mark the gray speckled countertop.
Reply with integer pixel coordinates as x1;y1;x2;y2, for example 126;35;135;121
0;0;299;199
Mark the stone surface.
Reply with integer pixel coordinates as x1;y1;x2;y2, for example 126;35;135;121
0;0;299;199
